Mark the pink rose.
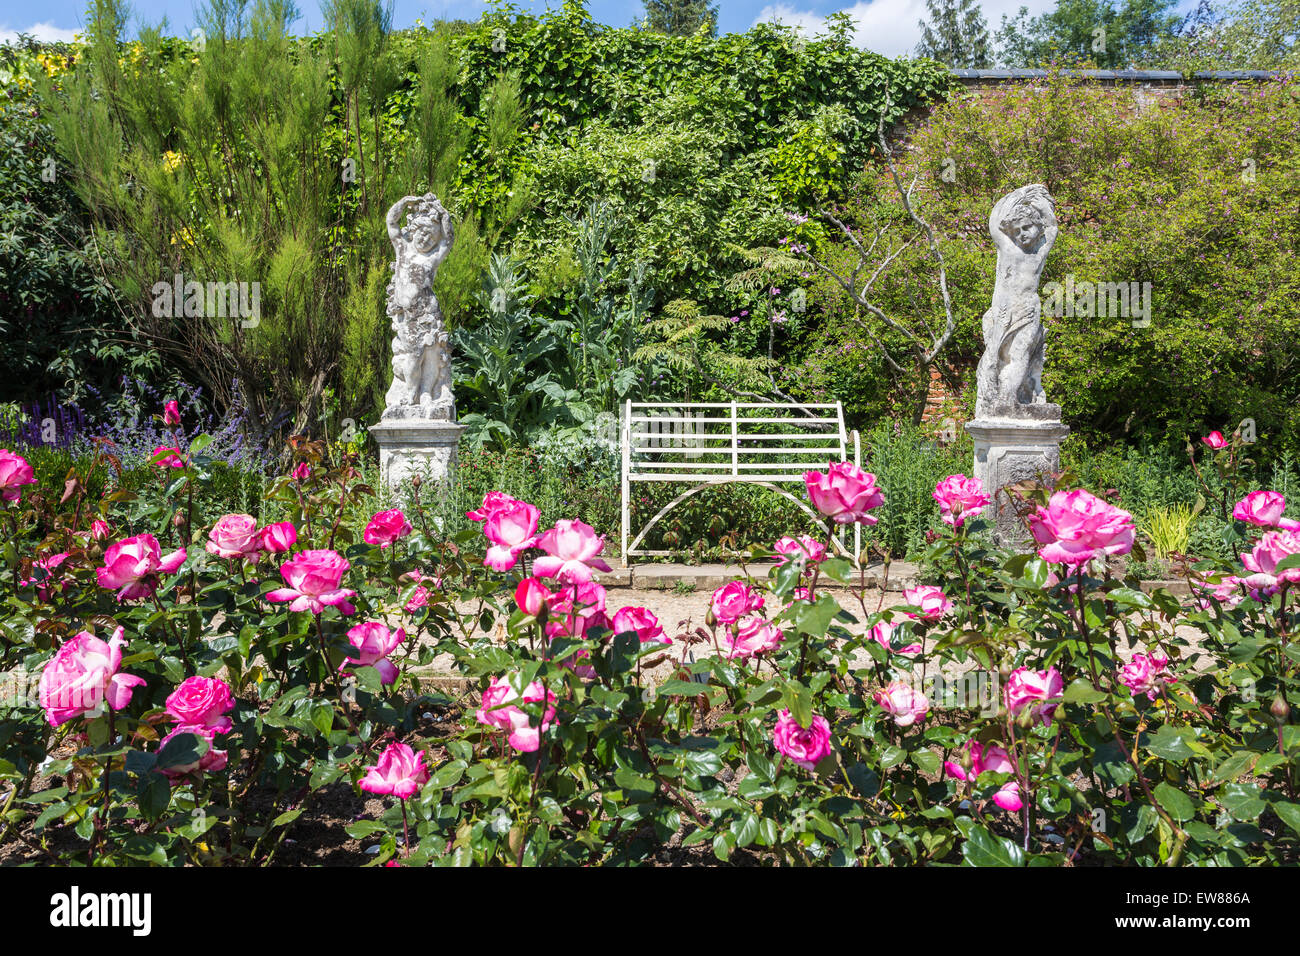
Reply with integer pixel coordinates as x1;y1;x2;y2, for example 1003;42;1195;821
151;445;185;468
22;551;70;602
773;534;827;566
1233;490;1300;531
163;400;181;426
467;491;519;523
165;676;235;733
874;680;930;728
1028;489;1135;566
38;627;145;728
544;582;609;641
341;621;405;685
206;513;262;560
933;474;991;528
1193;573;1245;609
476;675;558;753
943;741;1021;811
96;533;187;601
403;571;432;612
1004;666;1064;726
363;509;412;548
772;708;832;770
0;449;36;503
515;576;555;617
158;724;228;778
1118;652;1175;701
259;521;298;553
710;580;765;624
533;519;612;583
868;619;921;655
291;462;312;482
359;741;429;799
1201;431;1228;449
1239;530;1300;596
804;461;884;525
76;518;111;543
266;549;356;615
901;585;952;621
483;500;540;571
722;614;784;659
612;606;669;645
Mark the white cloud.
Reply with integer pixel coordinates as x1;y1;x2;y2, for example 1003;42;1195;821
0;22;80;46
753;0;1060;59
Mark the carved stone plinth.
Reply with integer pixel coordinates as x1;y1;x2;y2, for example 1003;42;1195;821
966;418;1070;549
371;419;465;493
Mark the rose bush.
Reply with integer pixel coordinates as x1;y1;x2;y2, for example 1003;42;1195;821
1;422;1299;867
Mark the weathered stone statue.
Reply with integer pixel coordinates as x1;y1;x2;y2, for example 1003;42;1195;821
371;194;464;491
974;184;1059;420
965;184;1069;547
383;194;456;421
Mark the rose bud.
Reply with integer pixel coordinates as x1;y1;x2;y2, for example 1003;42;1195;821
1271;693;1290;723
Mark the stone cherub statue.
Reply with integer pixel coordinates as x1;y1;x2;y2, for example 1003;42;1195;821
382;194;456;421
974;184;1059;421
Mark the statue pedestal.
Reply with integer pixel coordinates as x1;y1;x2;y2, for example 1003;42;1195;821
370;419;465;493
965;418;1070;549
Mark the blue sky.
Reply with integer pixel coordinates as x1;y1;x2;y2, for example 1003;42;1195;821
1;0;1199;58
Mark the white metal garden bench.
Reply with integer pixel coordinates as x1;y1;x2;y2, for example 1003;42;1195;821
619;401;862;567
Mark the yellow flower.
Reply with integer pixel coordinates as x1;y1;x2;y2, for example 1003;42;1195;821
163;150;183;173
169;226;196;247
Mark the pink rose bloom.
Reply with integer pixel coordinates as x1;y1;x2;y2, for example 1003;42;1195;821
933;474;991;528
868;619;921;655
790;586;812;603
1028;488;1135;566
363;509;412;548
1004;666;1064;726
96;533;187;601
1201;431;1228;449
341;621;405;685
38;627;145;728
772;708;832;770
710;580;765;624
612;606;669;645
206;513;262;560
359;741;429;799
266;549;356;615
483;500;540;571
515;576;555;617
402;571;432;612
74;518;112;544
0;449;36;502
259;521;297;553
151;445;185;468
902;585;952;621
804;461;885;525
163;400;182;426
773;534;827;566
1119;652;1175;701
158;724;229;778
22;551;70;602
1233;490;1300;531
723;614;785;659
543;581;608;641
533;519;612;583
476;675;558;753
165;676;235;732
874;681;930;728
291;462;312;482
1193;574;1245;609
467;491;519;523
943;741;1021;811
1240;530;1300;596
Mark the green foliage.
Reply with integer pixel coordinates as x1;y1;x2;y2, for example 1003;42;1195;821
916;0;993;66
1143;503;1195;558
861;420;971;558
640;0;719;37
995;0;1182;67
817;69;1300;466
